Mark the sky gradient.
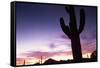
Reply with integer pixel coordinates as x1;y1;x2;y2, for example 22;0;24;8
16;2;97;65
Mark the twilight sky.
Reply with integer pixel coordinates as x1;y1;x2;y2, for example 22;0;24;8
16;2;97;65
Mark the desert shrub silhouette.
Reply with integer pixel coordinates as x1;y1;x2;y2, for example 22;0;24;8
90;50;97;61
60;6;85;61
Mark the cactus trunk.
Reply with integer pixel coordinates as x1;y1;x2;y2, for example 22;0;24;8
71;34;82;60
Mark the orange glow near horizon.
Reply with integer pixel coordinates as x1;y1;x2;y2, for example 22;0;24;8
16;52;92;66
16;57;39;66
83;52;91;58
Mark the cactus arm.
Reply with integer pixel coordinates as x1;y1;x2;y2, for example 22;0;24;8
65;7;70;13
65;6;76;22
60;17;71;38
78;9;85;34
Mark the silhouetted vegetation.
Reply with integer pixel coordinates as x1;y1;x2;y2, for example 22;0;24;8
60;6;85;61
90;50;97;61
16;56;97;67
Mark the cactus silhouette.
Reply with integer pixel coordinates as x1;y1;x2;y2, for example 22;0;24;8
60;6;85;61
40;56;43;64
23;59;25;65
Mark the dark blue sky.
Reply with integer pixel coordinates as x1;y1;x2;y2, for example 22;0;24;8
16;2;97;58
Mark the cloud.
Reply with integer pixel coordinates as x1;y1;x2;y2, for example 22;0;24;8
49;43;57;49
17;34;96;61
48;42;71;52
21;51;72;59
46;35;71;52
81;39;96;54
60;35;69;39
80;31;96;41
60;34;96;55
17;58;24;61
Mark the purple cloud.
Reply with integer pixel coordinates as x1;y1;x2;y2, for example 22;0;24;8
49;43;56;49
61;35;69;39
81;40;96;54
21;51;72;59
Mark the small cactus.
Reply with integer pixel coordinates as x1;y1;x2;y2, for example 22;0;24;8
40;56;43;64
23;59;25;65
60;6;85;61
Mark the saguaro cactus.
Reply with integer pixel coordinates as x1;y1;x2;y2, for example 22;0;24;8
60;6;85;61
23;59;25;65
40;56;43;64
